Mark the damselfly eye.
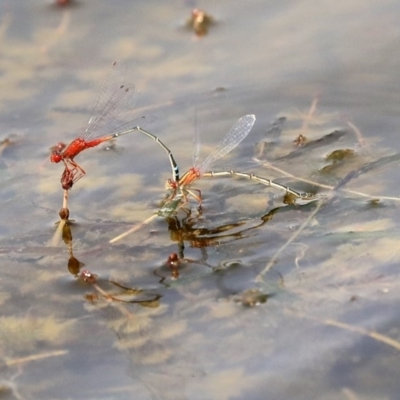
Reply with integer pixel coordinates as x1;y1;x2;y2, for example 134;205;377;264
50;152;62;163
50;142;66;163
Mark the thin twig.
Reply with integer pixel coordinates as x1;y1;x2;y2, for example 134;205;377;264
109;214;158;244
261;161;400;202
299;93;319;135
346;120;366;147
256;194;330;283
286;308;400;351
6;350;68;366
63;189;68;210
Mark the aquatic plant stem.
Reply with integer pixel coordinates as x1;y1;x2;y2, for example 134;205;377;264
286;308;400;351
109;214;158;244
256;194;329;283
260;161;400;202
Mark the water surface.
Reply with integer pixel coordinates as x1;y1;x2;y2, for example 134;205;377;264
1;1;400;399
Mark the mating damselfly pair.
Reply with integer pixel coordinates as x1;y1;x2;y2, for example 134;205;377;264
50;61;314;214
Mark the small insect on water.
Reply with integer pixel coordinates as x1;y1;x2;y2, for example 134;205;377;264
187;8;215;36
50;61;148;190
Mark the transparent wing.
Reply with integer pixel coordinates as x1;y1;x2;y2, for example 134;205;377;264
199;114;256;172
192;108;201;167
81;61;143;140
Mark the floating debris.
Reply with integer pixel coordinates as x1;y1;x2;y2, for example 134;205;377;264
325;148;355;162
293;134;307;147
187;8;215;36
235;289;269;307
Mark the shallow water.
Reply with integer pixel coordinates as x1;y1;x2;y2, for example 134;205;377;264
1;1;400;399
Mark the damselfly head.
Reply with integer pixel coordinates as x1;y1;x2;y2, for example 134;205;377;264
50;142;66;163
165;178;178;190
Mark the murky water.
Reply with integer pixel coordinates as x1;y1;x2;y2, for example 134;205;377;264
1;1;400;399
